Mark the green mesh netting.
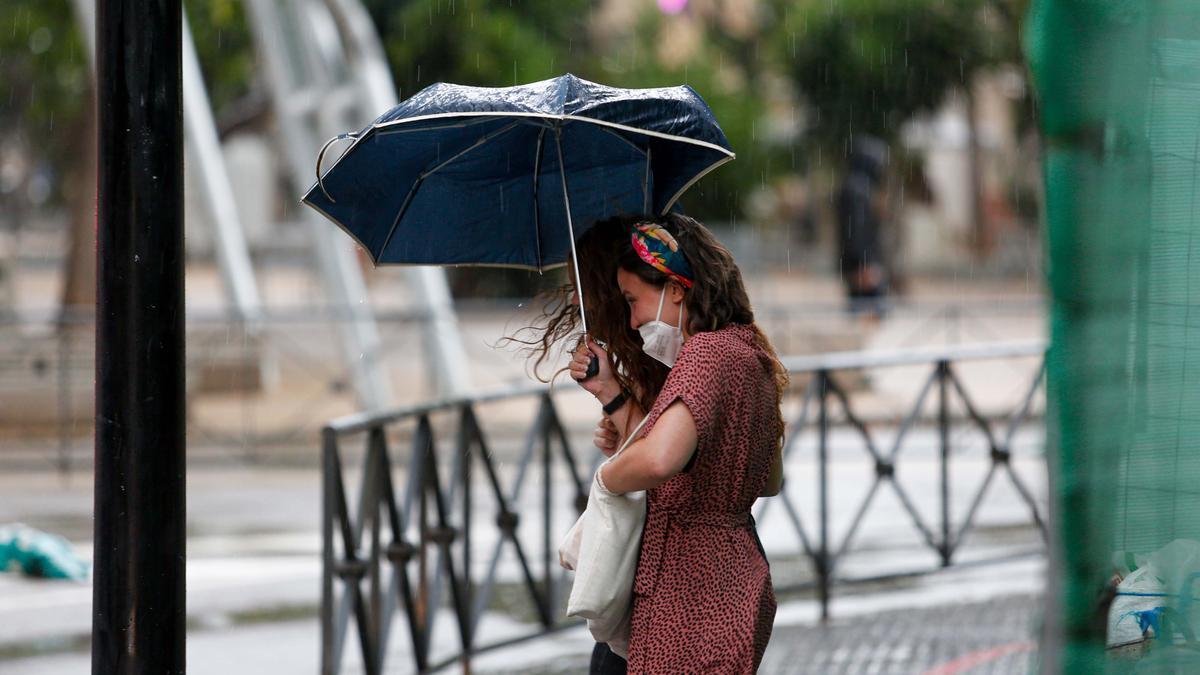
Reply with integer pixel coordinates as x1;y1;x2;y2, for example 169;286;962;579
1027;1;1200;671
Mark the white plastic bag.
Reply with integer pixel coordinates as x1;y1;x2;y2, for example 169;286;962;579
1108;565;1166;647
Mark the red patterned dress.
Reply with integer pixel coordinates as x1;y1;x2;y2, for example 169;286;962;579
627;324;779;673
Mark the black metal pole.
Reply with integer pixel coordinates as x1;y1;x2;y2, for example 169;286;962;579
93;1;186;673
542;411;554;620
321;431;336;675
817;371;830;622
938;360;952;567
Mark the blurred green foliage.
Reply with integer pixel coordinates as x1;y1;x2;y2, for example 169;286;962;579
365;0;593;100
590;7;783;224
0;1;87;206
774;0;1017;148
184;0;256;115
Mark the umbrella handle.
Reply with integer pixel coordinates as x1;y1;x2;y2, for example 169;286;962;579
315;133;357;203
583;355;600;381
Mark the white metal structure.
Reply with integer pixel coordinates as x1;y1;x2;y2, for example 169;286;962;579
80;0;474;409
72;0;265;329
244;0;473;408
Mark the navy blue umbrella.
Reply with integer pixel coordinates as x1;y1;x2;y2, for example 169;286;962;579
301;73;734;336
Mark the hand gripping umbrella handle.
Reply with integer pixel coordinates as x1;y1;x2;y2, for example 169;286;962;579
584;354;599;380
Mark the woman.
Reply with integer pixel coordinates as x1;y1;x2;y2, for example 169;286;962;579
569;213;786;673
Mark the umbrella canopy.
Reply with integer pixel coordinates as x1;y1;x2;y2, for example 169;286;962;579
301;73;734;272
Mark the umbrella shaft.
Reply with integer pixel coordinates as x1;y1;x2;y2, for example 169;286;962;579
554;128;590;338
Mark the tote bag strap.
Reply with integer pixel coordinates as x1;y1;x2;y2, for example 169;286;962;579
611;413;650;460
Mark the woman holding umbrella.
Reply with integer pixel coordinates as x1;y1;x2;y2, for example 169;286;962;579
304;72;767;672
567;213;786;673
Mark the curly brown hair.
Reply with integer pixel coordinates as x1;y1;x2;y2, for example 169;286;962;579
505;212;787;451
616;213;790;449
502;215;669;413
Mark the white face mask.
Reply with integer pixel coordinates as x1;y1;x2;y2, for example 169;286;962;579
638;286;684;368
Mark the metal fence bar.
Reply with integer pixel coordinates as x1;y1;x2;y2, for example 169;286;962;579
321;430;336;675
817;370;831;621
886;366;940;462
939;360;953;566
950;463;1002;558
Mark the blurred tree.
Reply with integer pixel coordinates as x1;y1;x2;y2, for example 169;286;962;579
0;1;93;314
184;0;258;124
584;2;792;225
0;1;258;212
774;0;1030;255
366;0;593;100
775;0;1013;149
0;1;88;212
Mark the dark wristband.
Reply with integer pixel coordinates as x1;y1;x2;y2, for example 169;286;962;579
602;389;629;416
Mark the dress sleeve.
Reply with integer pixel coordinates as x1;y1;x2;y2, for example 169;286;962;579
640;333;733;449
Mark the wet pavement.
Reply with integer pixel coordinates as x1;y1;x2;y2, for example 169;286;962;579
758;594;1039;674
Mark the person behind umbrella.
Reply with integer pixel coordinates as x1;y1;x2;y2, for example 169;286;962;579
509;216;670;434
568;213;786;673
557;216;667;675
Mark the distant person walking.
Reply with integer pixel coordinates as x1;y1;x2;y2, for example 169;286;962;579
837;135;890;317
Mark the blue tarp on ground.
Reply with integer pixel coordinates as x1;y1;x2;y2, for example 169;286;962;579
0;524;89;581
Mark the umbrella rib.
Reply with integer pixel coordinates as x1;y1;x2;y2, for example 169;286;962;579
644;146;652;213
589;125;648;157
377;121;524;258
532;127;547;271
374;115;506;137
417;120;523;181
378;179;424;261
315;133;356;203
660;154;736;215
369;112;733;156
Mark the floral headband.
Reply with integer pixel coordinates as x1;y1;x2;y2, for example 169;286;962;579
631;222;694;289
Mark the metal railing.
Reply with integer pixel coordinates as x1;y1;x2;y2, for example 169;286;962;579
319;340;1048;674
322;386;589;674
771;340;1047;617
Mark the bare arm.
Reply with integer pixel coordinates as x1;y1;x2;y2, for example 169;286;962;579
599;401;697;494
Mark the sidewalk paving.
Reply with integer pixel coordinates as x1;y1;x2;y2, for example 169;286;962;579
468;556;1046;675
758;594;1039;674
470;596;1041;675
